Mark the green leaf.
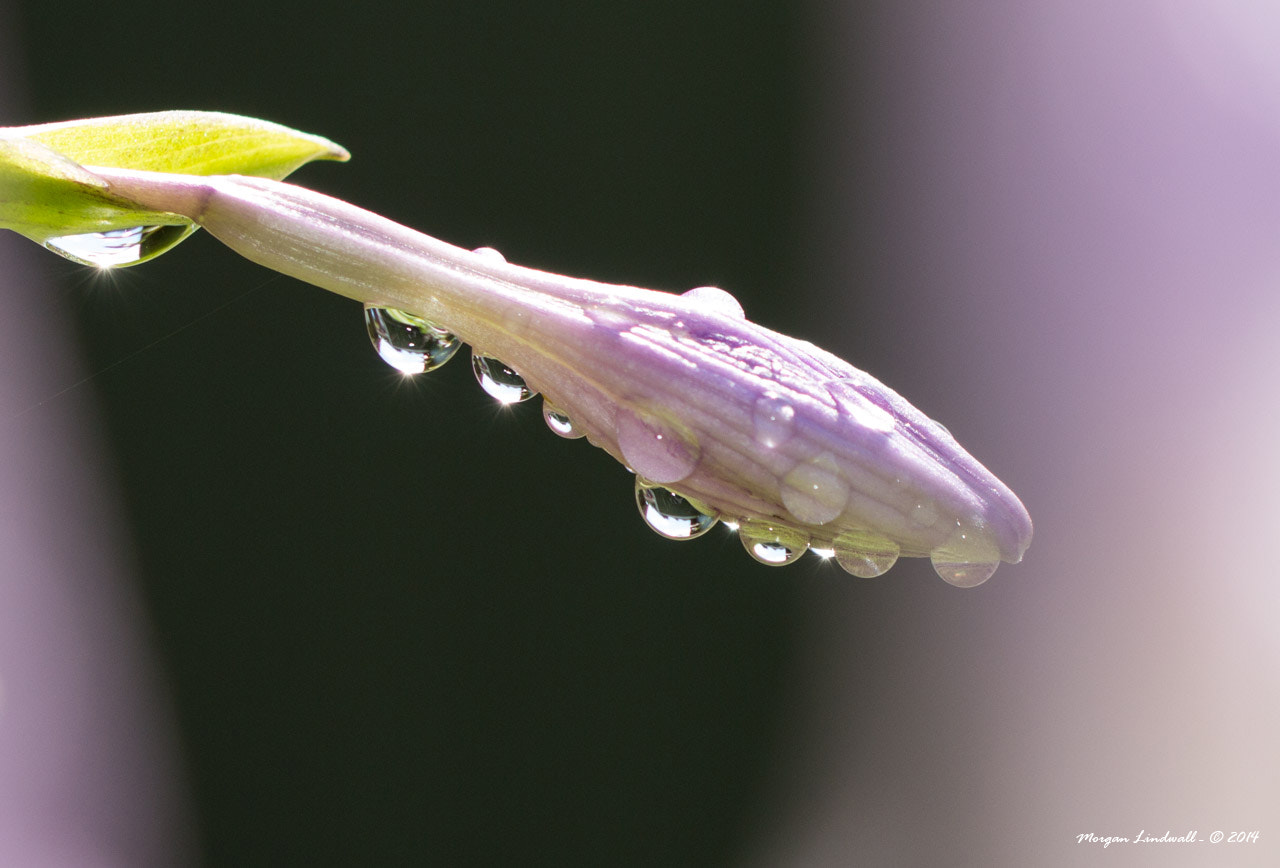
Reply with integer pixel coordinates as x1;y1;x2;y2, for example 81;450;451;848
0;110;348;265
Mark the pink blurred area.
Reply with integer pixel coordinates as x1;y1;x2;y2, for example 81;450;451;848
0;11;193;866
750;1;1279;865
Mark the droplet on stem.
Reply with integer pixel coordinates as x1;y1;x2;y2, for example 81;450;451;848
780;452;849;525
634;478;718;540
681;285;746;318
471;352;537;403
615;405;701;485
364;306;461;375
472;246;506;262
830;529;900;578
752;392;796;449
542;401;583;438
929;523;1001;587
738;521;809;566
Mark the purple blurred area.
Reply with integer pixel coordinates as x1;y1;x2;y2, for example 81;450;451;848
0;5;193;864
748;1;1279;864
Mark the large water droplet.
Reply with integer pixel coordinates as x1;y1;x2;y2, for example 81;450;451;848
830;530;900;578
634;479;718;540
931;557;1000;588
542;401;584;439
471;352;537;403
738;521;809;566
681;285;746;318
364;306;461;375
780;452;849;525
930;524;1001;587
615;405;700;485
752;392;796;449
44;224;195;268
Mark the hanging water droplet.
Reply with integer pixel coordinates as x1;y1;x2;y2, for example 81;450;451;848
542;401;584;438
615;405;701;485
681;285;746;318
780;452;849;525
930;524;1001;587
44;224;196;268
472;246;506;262
364;306;461;375
634;478;718;540
471;352;537;403
931;557;1000;588
738;521;809;566
752;392;796;449
831;530;900;578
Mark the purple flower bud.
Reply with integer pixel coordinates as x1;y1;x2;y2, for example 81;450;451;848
94;167;1032;585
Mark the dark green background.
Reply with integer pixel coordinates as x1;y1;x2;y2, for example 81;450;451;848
11;2;904;865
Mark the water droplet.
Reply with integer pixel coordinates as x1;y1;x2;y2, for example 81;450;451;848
825;378;896;433
634;479;718;540
471;352;537;403
831;530;900;578
780;452;849;525
44;224;195;268
930;525;1001;587
912;500;940;529
931;557;1000;588
738;521;809;566
681;285;745;318
542;402;584;438
587;301;635;332
615;405;700;485
364;306;461;375
752;392;796;449
472;246;506;262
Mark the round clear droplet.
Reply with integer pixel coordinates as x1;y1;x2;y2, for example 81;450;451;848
831;530;900;578
752;392;796;449
681;285;746;318
780;452;849;525
738;521;809;566
634;479;718;540
931;557;1000;587
930;525;1001;587
472;246;506;262
471;352;536;403
44;224;196;268
542;402;583;438
364;306;461;375
615;405;701;485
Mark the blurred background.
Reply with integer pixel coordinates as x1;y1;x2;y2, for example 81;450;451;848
1;0;1277;865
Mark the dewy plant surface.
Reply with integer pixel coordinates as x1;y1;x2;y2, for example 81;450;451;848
1;111;1033;586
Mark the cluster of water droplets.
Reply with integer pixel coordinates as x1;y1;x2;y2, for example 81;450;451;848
356;271;1001;586
361;248;547;412
44;213;1013;587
